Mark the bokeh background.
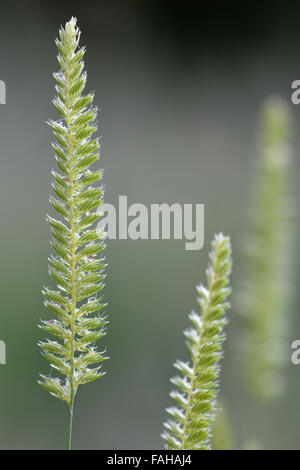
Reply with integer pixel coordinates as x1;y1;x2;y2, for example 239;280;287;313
0;0;300;449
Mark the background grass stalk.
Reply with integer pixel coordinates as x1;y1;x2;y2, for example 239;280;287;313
238;97;294;402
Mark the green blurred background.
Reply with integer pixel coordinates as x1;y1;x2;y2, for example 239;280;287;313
0;0;300;449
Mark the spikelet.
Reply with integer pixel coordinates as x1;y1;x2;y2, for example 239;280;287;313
162;234;232;450
238;98;293;401
38;17;108;428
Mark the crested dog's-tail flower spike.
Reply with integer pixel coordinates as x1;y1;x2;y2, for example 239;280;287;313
38;17;108;449
238;97;294;401
162;234;232;450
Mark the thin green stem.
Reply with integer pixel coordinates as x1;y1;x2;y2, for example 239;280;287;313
67;394;75;450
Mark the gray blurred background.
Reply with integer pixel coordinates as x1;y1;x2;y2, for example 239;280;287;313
0;0;300;449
